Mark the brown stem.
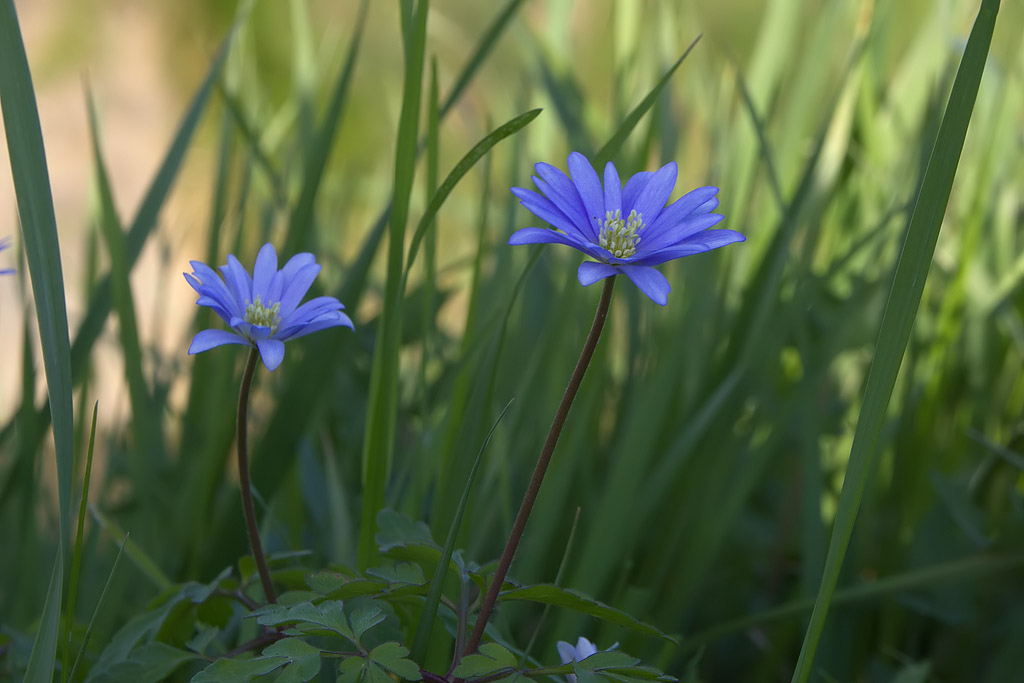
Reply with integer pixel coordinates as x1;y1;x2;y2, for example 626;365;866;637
464;276;616;655
237;347;277;604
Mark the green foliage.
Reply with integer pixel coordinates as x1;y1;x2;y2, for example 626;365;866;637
1;0;1020;681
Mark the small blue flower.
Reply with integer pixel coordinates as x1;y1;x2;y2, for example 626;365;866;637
185;243;353;372
557;637;618;683
509;152;745;305
0;236;14;275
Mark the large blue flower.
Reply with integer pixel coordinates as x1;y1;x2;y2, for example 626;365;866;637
185;243;353;371
509;152;745;305
0;236;14;275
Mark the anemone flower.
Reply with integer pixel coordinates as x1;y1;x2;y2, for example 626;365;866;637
557;637;619;683
185;242;353;372
509;152;745;305
0;236;14;275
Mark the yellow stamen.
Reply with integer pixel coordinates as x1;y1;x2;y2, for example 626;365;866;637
597;209;644;259
244;295;281;332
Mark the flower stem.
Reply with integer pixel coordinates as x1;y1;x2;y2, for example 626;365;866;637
465;276;616;655
237;347;277;604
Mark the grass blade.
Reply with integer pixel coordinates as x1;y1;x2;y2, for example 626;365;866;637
791;1;1000;680
61;402;98;682
402;108;541;283
357;0;429;569
410;399;515;663
593;35;700;166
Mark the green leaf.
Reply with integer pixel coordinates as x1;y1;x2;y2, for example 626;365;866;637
572;652;676;683
190;655;288;682
375;509;437;551
349;605;386;640
256;600;357;643
105;642;198;683
790;1;1001;680
452;642;518;679
264;638;323;683
336;656;366;683
498;585;675;643
369;642;421;680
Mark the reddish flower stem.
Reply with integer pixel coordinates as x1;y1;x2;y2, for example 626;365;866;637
464;276;616;655
237;347;277;604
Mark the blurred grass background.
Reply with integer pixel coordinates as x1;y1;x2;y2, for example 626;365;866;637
2;0;1023;680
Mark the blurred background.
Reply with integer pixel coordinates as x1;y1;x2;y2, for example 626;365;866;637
2;0;1023;680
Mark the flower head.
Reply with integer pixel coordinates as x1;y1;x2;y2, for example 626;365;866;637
556;637;618;683
0;236;14;275
509;152;745;305
185;243;353;371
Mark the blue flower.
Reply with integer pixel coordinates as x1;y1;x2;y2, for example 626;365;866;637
185;243;353;372
509;152;745;305
0;236;14;275
557;637;618;683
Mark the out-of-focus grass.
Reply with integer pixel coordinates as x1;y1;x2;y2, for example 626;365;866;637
1;0;1023;681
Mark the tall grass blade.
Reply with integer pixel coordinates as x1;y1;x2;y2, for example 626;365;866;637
403;108;541;282
61;402;98;683
358;0;429;569
283;0;369;256
791;1;1000;680
410;399;515;663
0;2;76;677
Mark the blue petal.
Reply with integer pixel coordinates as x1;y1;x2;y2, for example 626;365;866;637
280;252;316;280
277;263;322;317
645;186;719;235
567;152;604;238
279;295;344;330
221;255;252;306
279;311;354;341
631;161;677;228
188;329;250;354
603;162;621;217
508;227;586;249
511;187;590;241
633;229;745;266
534;164;591;235
256;338;285;372
619;265;670;305
621;171;652;212
251;243;278;302
187;261;243;317
640;213;725;252
577;261;619;287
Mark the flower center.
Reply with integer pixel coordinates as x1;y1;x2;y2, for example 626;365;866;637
597;209;644;259
244;296;281;332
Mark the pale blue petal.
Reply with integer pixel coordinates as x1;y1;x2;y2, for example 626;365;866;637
256;338;285;372
577;261;619;286
188;329;250;354
619;265;670;305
